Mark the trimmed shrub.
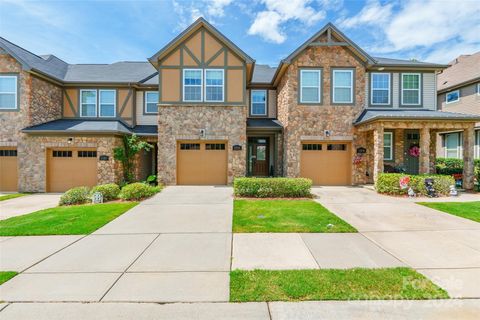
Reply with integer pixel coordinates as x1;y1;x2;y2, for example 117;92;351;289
59;186;91;206
234;177;312;198
376;173;455;196
118;182;162;201
90;183;121;201
435;157;480;175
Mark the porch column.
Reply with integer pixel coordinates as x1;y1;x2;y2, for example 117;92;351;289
419;127;431;174
373;124;384;184
463;125;475;190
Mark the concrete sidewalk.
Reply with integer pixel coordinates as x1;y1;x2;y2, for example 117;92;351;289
1;300;479;319
313;186;480;299
0;194;61;220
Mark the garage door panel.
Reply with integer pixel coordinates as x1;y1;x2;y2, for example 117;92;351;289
300;142;351;186
47;148;97;192
0;148;18;192
177;141;227;185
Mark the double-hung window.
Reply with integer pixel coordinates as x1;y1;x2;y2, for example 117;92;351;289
80;90;97;117
183;69;203;102
445;132;461;159
99;90;115;117
401;73;421;105
300;69;321;103
145;91;159;114
371;73;390;105
205;69;224;102
332;69;353;103
251;90;267;115
446;90;460;104
0;75;17;110
475;130;480;159
384;132;393;160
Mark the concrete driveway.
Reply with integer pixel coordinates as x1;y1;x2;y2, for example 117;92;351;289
0;194;61;220
0;186;233;303
313;186;480;298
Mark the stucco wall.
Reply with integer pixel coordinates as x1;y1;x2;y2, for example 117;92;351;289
157;105;247;185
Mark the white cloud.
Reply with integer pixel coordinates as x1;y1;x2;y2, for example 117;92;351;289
248;0;326;43
338;1;393;29
337;0;480;63
385;0;480;51
207;0;233;17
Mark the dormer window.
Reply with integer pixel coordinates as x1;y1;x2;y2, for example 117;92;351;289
0;75;18;110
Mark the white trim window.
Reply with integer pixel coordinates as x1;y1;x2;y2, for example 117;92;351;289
445;90;460;104
332;69;353;103
371;73;390;105
183;69;202;102
401;73;421;105
204;69;224;102
251;90;267;116
99;90;116;117
145;91;159;114
384;132;393;160
477;83;480;96
0;75;18;110
80;89;97;117
445;132;461;159
300;69;321;103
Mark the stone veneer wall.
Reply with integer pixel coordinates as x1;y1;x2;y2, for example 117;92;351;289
158;105;247;185
0;53;32;146
18;136;123;192
276;46;366;184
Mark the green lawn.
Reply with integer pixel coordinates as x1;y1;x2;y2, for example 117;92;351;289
233;199;356;233
230;268;448;302
0;193;27;201
418;201;480;223
0;202;138;236
0;272;18;285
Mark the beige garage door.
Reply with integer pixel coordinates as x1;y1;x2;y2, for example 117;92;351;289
177;141;227;185
0;148;18;192
300;142;352;186
47;148;98;192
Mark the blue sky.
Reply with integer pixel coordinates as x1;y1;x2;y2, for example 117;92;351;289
1;0;479;66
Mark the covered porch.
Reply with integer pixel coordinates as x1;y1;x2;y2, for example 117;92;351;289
246;118;283;177
354;110;480;189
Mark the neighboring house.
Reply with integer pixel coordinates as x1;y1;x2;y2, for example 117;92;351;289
436;52;480;159
1;18;479;192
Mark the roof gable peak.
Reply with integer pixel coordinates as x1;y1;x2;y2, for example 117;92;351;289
283;22;375;64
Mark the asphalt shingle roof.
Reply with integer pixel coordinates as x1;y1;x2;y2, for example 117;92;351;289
355;109;480;125
246;118;283;130
251;64;277;84
372;57;446;68
63;62;157;83
437;52;480;92
22;119;131;134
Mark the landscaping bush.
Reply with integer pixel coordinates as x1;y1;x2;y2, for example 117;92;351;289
118;182;161;201
234;177;312;198
59;186;91;206
435;157;480;175
376;173;455;196
90;183;121;201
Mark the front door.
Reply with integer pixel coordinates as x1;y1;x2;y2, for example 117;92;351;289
248;137;269;176
404;130;420;174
